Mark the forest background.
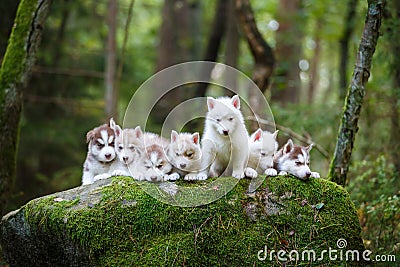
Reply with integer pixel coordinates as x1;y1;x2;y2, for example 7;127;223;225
0;0;398;259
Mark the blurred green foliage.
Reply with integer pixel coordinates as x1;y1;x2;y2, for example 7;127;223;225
348;155;399;259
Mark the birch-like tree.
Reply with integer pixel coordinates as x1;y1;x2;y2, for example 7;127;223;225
329;0;384;186
0;0;52;215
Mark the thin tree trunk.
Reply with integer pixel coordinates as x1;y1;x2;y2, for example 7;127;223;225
0;0;52;215
307;19;322;104
271;0;303;105
235;0;274;93
235;0;275;131
105;0;118;119
225;0;240;72
195;0;228;97
339;0;359;100
329;0;384;186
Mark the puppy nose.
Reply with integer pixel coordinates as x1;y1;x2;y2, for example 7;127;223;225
223;130;229;135
150;176;157;181
105;153;112;159
305;172;311;178
180;163;187;169
123;156;129;163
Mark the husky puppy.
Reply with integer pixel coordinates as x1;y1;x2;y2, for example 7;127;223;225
134;129;174;182
273;139;320;179
109;121;143;178
247;129;279;176
167;130;201;180
194;95;256;180
82;121;116;185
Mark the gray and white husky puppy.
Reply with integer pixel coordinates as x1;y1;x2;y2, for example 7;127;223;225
247;128;279;176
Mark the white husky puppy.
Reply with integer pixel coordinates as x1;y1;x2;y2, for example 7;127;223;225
194;95;256;180
134;129;174;182
167;130;201;180
247;129;279;176
273;139;320;179
82;121;116;185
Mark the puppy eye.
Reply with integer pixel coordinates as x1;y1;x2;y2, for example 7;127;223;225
96;142;104;148
185;152;194;158
295;161;302;166
157;164;164;169
228;117;234;121
260;152;266;156
129;145;135;151
145;166;151;170
109;142;115;147
216;118;221;122
175;152;180;156
118;145;123;150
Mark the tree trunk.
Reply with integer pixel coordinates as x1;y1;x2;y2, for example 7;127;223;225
235;0;275;131
224;0;240;88
307;19;322;104
329;0;384;186
105;0;118;119
0;0;52;216
195;0;228;97
153;0;202;128
271;0;303;105
339;0;359;100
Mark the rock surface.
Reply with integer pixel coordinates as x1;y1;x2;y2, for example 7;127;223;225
1;176;366;266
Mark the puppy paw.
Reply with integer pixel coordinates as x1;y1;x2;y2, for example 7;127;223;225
244;167;258;178
232;171;245;179
133;172;145;181
264;168;278;176
168;172;180;181
278;171;288;176
197;172;209;180
310;171;320;178
93;173;111;181
184;173;198;181
111;170;131;177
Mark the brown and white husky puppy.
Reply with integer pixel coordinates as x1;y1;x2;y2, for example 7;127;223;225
167;130;202;180
273;139;320;179
82;120;116;185
247;129;279;176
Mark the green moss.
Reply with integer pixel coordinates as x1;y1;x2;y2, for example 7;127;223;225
23;176;365;266
0;0;37;98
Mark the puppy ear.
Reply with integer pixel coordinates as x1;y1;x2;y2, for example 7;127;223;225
272;130;279;140
109;118;116;129
109;118;122;137
171;130;178;143
134;126;143;139
305;143;313;152
207;97;215;111
231;95;240;109
253;128;263;142
283;139;294;154
192;132;200;145
86;130;95;143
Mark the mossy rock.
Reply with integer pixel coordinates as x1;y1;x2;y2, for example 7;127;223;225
1;176;367;266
